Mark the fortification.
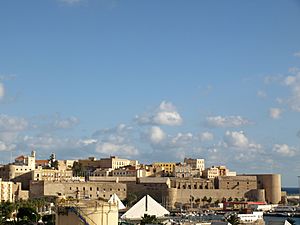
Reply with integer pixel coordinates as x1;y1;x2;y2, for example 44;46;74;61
255;174;281;204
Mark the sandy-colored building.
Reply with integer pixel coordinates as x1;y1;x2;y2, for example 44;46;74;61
30;180;127;201
152;162;176;176
0;151;36;181
0;178;14;202
0;178;29;202
217;166;237;177
56;200;118;225
202;166;220;179
126;174;282;210
173;163;192;178
79;156;138;170
32;168;75;181
184;158;205;171
112;166;137;177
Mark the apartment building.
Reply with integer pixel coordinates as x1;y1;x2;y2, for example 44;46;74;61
152;162;176;176
0;178;13;202
184;158;205;171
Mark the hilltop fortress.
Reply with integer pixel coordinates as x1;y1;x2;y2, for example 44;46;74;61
0;151;282;209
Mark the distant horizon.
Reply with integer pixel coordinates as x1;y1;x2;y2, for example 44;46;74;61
0;0;300;186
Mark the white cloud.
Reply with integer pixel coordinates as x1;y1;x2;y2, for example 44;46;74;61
257;90;267;98
200;132;214;142
283;73;300;112
147;126;166;144
288;67;300;74
171;132;193;145
136;101;183;126
0;83;4;99
294;52;300;57
96;142;138;156
79;139;97;146
273;144;296;157
264;75;283;84
269;108;282;119
59;0;83;4
223;131;261;150
205;116;251;128
54;116;79;129
0;141;15;152
22;135;80;151
0;114;28;132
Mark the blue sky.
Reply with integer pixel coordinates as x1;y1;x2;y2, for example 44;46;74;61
0;0;300;186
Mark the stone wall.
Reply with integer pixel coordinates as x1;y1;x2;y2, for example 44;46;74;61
256;174;281;204
30;181;127;200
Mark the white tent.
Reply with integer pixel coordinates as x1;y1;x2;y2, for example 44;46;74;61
121;195;170;220
108;193;126;210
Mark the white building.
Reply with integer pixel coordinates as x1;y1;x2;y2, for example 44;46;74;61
184;158;205;171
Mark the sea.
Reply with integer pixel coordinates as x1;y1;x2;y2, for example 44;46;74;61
282;187;300;195
266;187;300;224
264;216;300;225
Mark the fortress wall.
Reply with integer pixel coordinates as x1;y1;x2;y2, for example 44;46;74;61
256;174;281;204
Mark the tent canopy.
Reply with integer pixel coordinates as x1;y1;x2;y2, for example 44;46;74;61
121;195;169;220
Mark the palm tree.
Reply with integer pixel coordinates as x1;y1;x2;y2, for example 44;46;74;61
214;199;220;207
201;196;208;207
207;197;212;206
141;214;162;225
226;214;240;225
195;198;201;208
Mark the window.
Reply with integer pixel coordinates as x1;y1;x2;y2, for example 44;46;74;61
90;187;92;191
97;187;99;191
70;187;72;190
83;187;85;191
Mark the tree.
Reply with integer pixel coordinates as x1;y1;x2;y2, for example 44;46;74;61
214;199;220;206
189;195;194;208
226;214;240;225
72;161;85;177
195;198;201;208
123;193;137;207
228;197;233;202
49;153;58;169
0;201;15;222
17;206;40;224
201;196;208;206
140;214;162;225
207;197;212;206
